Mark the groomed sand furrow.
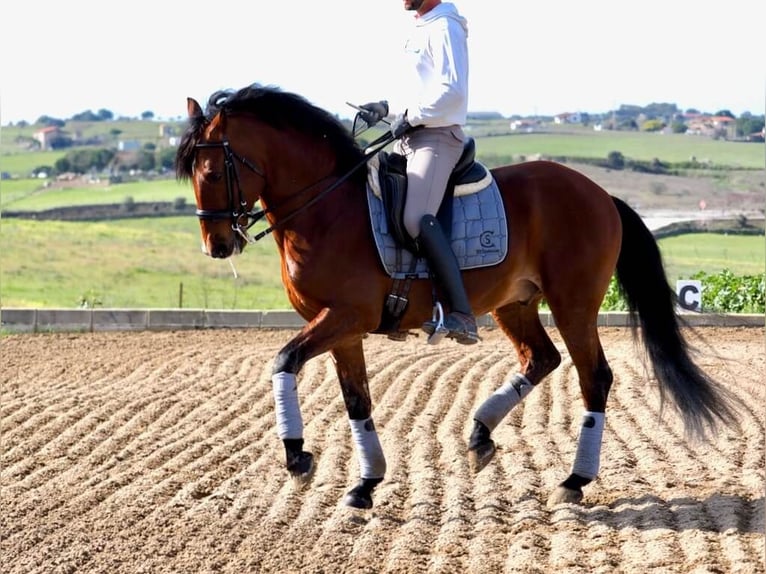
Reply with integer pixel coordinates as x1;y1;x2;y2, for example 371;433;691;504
336;349;431;568
604;357;715;569
2;368;230;549
460;354;525;574
2;342;287;569
173;403;354;573
376;352;463;573
522;356;581;496
1;340;236;478
399;354;480;572
4;399;272;565
433;351;512;573
2;327;763;574
602;358;693;489
297;345;462;573
702;494;765;574
579;506;624;572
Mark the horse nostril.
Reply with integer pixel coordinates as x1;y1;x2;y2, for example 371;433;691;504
210;243;231;259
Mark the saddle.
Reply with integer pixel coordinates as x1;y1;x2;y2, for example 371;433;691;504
376;137;488;253
367;137;506;340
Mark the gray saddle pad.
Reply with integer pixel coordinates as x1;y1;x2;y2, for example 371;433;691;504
366;175;509;279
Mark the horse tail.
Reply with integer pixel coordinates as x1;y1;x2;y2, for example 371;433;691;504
611;196;740;439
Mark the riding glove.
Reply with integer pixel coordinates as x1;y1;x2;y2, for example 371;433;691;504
390;113;412;139
358;101;389;127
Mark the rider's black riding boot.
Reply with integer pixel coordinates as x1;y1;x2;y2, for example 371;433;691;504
418;214;479;345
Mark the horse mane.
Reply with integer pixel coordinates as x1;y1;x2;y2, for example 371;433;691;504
176;84;366;182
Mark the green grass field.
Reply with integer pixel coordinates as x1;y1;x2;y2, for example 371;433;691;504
0;217;288;309
1;178;192;210
0;216;762;309
659;233;765;279
473;130;764;168
3;119;763;182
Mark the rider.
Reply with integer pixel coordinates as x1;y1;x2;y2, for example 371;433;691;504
359;0;478;345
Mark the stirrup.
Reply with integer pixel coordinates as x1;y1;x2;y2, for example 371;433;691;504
423;302;449;345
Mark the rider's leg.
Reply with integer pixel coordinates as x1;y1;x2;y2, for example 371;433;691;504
398;126;477;344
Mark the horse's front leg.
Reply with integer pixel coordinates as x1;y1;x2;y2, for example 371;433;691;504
332;340;386;510
271;310;345;488
272;373;314;487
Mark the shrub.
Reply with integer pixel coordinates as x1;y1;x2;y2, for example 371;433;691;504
599;270;765;314
691;269;765;314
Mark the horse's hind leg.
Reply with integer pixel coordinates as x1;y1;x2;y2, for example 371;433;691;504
331;340;386;510
546;310;613;507
469;301;561;472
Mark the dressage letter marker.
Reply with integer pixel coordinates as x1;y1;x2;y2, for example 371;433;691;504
676;280;702;311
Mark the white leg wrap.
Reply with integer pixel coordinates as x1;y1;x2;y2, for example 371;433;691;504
272;372;303;440
349;418;386;479
571;411;605;480
474;374;534;431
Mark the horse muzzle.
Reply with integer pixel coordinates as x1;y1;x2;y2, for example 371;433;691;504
203;231;244;259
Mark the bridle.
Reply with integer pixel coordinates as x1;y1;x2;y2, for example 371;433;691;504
193;139;268;244
193;130;394;244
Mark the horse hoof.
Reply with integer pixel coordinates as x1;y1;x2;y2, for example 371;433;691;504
342;477;383;510
288;451;315;488
547;486;583;507
468;439;496;473
342;491;372;510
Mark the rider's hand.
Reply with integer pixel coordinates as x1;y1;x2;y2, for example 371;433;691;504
358;101;389;127
390;113;412;139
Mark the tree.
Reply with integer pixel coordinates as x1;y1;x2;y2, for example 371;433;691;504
735;116;765;138
141;110;155;120
36;115;65;127
136;150;156;172
157;148;177;171
606;151;625;169
71;110;100;122
97;109;114;121
714;109;735;119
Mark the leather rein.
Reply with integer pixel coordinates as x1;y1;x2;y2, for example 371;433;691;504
193;130;394;244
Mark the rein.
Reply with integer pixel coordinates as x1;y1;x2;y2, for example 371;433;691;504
194;131;394;244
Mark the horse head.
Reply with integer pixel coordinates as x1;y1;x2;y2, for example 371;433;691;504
176;85;369;259
176;95;266;259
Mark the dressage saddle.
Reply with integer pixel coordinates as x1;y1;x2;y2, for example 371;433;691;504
376;137;487;253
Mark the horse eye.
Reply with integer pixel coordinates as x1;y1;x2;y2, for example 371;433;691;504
203;171;224;183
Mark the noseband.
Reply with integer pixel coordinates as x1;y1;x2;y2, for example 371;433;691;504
194;138;267;242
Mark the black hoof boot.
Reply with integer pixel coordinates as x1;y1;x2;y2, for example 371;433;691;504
467;420;496;473
342;477;384;509
284;439;315;487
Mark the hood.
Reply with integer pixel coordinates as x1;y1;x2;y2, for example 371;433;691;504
416;2;468;34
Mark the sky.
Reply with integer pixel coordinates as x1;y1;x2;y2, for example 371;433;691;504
1;0;764;125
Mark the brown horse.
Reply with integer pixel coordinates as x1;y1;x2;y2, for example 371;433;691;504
175;84;738;510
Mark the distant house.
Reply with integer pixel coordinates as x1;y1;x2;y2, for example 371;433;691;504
33;126;64;150
509;119;539;132
685;114;736;138
554;112;582;125
118;140;142;152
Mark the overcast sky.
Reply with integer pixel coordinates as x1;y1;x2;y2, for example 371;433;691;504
1;0;764;124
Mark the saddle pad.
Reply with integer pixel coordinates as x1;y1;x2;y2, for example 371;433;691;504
366;177;508;279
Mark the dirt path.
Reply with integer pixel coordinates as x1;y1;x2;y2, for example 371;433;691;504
2;326;764;573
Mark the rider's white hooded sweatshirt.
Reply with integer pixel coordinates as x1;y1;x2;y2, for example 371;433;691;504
401;2;469;128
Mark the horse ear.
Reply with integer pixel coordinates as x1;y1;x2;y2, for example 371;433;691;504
187;98;204;119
